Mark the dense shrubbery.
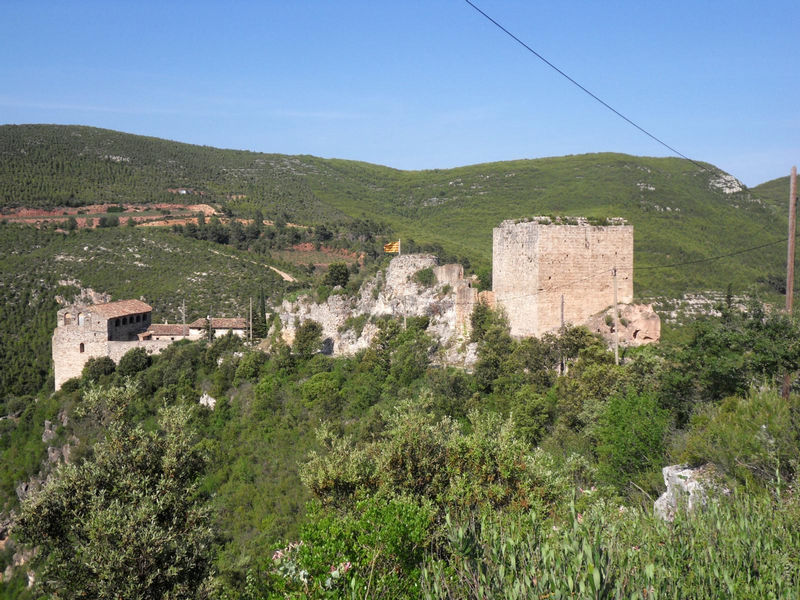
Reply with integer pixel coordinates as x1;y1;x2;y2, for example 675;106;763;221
422;490;800;599
16;384;214;599
5;300;800;598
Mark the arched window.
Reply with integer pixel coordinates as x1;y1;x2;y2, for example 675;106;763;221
64;313;72;326
122;317;127;325
115;318;120;326
79;343;85;353
77;313;85;326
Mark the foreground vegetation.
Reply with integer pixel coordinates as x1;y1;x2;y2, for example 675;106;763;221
3;297;800;597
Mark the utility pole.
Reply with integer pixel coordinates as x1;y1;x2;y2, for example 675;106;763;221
612;267;620;366
180;299;187;338
787;166;797;314
783;166;798;399
560;293;566;374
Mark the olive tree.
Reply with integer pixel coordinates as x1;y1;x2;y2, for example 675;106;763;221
16;384;215;599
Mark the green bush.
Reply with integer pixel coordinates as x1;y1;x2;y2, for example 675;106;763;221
596;391;669;489
232;350;268;386
293;320;323;359
322;262;350;288
512;385;555;447
469;302;508;343
16;388;214;599
266;496;434;599
413;267;435;287
301;371;342;416
116;347;151;378
677;390;800;486
97;215;119;227
81;356;116;383
301;400;571;519
338;313;369;337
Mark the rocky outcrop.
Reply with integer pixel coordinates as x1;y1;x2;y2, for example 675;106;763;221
41;420;56;443
586;303;660;347
276;254;656;364
277;255;480;361
654;464;728;521
199;392;217;410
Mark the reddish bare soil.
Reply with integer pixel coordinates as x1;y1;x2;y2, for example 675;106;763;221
0;203;219;229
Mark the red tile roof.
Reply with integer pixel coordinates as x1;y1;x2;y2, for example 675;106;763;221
89;299;152;319
147;324;190;336
188;317;247;329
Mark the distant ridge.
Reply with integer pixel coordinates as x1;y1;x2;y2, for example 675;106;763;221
0;124;792;298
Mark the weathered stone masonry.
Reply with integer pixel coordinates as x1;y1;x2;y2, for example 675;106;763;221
493;219;633;337
52;300;168;390
53;298;251;390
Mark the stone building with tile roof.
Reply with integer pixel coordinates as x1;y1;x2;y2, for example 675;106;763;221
188;317;247;338
52;299;244;390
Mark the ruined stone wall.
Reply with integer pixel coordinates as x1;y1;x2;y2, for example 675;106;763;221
52;326;109;390
493;220;633;337
106;340;173;362
277;254;483;356
433;264;464;288
493;222;540;336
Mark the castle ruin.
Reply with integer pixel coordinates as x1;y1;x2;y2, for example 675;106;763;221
52;299;246;390
493;218;634;337
52;218;651;390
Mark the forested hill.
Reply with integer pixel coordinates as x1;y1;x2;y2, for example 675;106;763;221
0;124;794;297
752;174;796;211
0;124;350;222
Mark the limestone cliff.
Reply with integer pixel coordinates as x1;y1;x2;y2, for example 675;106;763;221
585;303;661;347
275;253;659;364
276;255;479;362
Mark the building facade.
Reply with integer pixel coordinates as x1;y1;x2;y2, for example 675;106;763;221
188;317;247;338
492;218;633;337
52;300;247;390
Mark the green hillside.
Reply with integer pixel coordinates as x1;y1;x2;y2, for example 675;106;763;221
0;124;349;223
0;224;292;397
304;155;789;298
1;124;791;299
752;173;795;212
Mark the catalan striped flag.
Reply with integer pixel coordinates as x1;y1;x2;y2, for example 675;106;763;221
383;240;400;253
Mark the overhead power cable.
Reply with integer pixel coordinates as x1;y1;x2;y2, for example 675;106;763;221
463;0;708;172
636;238;787;270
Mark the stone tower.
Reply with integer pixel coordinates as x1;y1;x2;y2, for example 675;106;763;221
52;299;153;390
492;218;633;337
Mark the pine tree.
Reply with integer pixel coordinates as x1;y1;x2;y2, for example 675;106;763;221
253;288;268;338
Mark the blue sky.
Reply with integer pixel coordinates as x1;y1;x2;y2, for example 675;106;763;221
2;1;798;187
